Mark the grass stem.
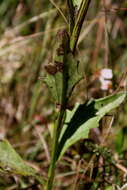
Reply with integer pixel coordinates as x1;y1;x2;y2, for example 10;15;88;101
70;0;92;53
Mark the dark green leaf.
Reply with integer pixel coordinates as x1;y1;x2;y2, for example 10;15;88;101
57;92;126;160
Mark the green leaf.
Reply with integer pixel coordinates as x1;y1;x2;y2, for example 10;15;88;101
44;72;63;103
66;53;83;98
115;129;124;153
73;0;82;8
44;53;83;104
105;186;113;190
94;92;126;116
0;139;44;185
57;92;126;160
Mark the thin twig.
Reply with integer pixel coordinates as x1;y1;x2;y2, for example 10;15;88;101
35;127;50;163
49;0;68;25
115;163;127;175
101;116;114;145
73;159;83;190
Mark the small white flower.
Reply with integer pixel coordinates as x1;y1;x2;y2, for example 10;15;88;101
99;68;113;90
100;68;113;79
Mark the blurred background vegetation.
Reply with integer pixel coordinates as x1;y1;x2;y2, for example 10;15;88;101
0;0;127;189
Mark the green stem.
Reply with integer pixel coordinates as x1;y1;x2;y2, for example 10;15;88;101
67;0;75;34
70;0;92;53
45;1;92;189
45;107;66;190
45;30;69;190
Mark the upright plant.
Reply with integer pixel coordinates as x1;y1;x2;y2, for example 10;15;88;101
0;0;126;190
44;0;126;190
44;0;92;189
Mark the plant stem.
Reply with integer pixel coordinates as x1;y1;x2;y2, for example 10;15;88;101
45;1;92;189
45;29;69;190
45;107;66;190
67;0;75;34
70;0;92;53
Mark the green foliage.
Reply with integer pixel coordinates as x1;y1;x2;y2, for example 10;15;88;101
72;0;82;8
0;0;127;189
105;186;113;190
44;53;82;104
115;129;124;153
57;92;126;160
44;29;83;106
66;53;83;97
0;140;44;185
44;72;63;103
